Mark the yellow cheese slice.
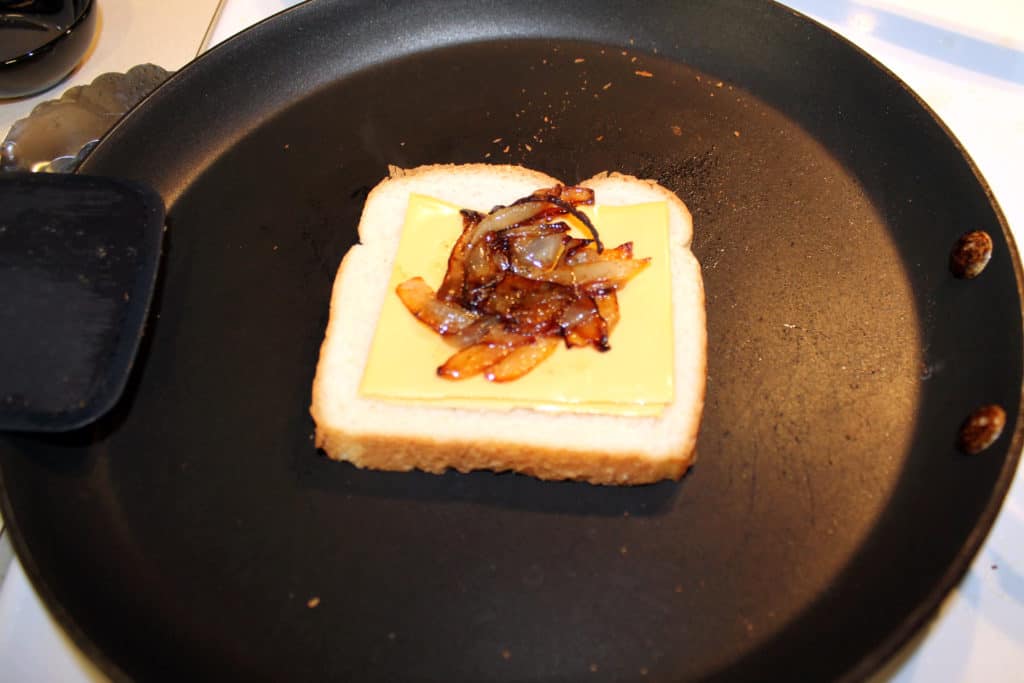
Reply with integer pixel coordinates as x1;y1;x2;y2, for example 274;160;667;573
359;194;674;416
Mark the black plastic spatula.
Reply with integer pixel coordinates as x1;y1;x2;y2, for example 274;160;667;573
0;173;164;432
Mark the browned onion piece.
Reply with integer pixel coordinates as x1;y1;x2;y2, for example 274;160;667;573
564;315;609;349
524;186;562;202
481;274;525;316
437;210;484;301
561;238;596;266
446;315;501;347
437;342;517;380
602;242;634;260
563;240;632;267
442;201;563;302
396;277;479;335
481;273;539;316
480;327;536;347
464;237;507;292
468;201;551;245
557;185;595;205
557;297;597;330
535;266;576;288
481;274;575;336
485;337;561;382
508;232;568;274
550;197;603;252
562;242;598;266
521;185;593;206
594;292;620;331
517;187;602;251
401;185;649;381
558;296;609;349
526;233;568;269
499;221;569;242
569;257;650;290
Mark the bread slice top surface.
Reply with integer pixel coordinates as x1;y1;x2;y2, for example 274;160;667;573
311;164;705;463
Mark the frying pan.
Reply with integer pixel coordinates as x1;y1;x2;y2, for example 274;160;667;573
1;1;1020;680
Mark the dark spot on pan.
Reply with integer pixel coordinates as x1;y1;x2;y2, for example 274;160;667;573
637;148;719;198
958;404;1006;454
950;230;992;279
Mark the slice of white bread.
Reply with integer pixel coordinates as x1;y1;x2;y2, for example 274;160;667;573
310;163;706;485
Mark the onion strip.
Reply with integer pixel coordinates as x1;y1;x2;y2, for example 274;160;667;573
396;184;651;380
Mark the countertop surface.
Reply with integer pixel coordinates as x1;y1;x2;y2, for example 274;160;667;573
1;0;1022;680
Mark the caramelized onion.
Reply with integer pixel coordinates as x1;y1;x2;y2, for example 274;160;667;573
601;242;633;261
563;240;632;266
485;337;561;382
482;274;575;336
514;186;602;251
565;321;609;349
447;315;501;347
397;184;651;380
559;296;609;350
594;292;620;331
515;185;593;206
499;222;569;242
556;199;603;253
557;185;595;205
566;258;650;290
479;326;536;348
396;277;478;335
468;201;551;245
437;342;516;380
557;297;597;330
437;210;484;302
563;242;597;266
464;238;507;292
508;232;568;274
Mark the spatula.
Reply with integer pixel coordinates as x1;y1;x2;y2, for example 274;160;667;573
0;173;164;432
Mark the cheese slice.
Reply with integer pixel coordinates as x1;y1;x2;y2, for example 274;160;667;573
359;194;674;416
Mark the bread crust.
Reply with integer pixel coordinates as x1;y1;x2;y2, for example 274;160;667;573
315;426;690;485
310;164;704;485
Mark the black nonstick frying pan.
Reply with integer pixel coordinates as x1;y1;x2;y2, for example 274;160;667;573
1;1;1021;681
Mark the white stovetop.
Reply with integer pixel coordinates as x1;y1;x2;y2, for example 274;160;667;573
1;1;1022;680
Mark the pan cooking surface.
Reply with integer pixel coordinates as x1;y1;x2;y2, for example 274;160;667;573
1;2;1020;681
